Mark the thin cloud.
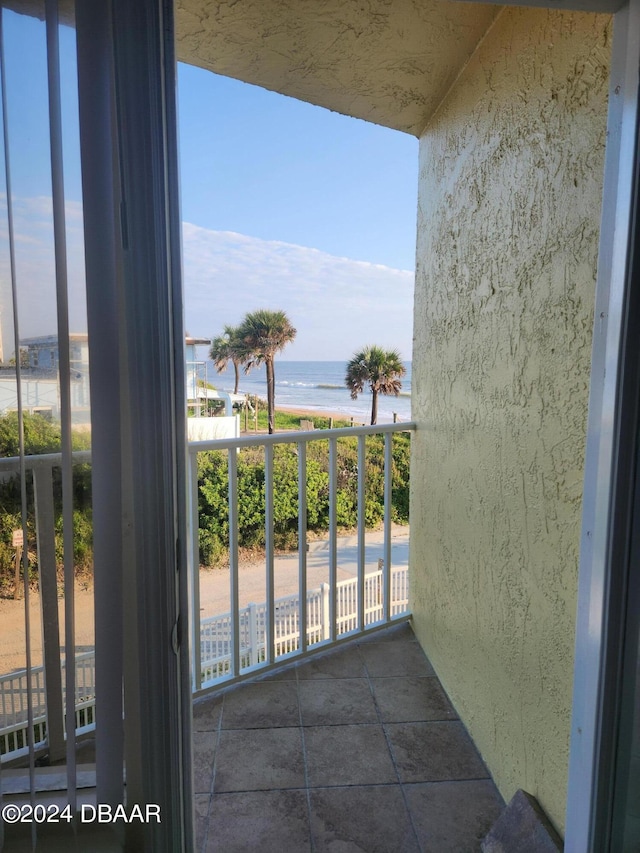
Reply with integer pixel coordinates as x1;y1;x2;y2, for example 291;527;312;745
0;198;414;362
182;223;414;360
0;196;87;355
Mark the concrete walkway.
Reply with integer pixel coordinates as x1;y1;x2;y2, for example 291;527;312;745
197;526;410;618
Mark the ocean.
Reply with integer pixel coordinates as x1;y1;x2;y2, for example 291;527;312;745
206;360;412;424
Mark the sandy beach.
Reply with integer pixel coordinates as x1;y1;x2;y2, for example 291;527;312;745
272;404;369;426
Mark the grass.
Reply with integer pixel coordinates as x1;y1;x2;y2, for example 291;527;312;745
242;401;355;432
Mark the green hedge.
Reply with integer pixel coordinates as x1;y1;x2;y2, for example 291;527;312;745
0;413;412;589
0;413;92;594
196;433;410;567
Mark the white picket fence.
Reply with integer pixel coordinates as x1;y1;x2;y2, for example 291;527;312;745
0;651;96;758
199;566;409;683
0;566;408;758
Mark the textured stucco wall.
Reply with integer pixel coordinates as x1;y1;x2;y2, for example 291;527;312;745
410;8;610;834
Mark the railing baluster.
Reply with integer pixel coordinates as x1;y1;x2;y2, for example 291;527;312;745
32;464;65;762
298;440;307;653
228;448;240;677
249;603;258;666
357;435;366;632
265;444;275;664
384;433;393;622
328;437;338;643
188;451;201;691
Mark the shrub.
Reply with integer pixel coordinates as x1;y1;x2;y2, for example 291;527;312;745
196;433;410;566
0;413;93;593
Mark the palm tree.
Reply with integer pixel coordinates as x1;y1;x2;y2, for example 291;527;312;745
345;346;406;425
237;310;296;434
209;325;245;394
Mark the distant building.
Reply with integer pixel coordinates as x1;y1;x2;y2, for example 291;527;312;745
0;333;90;422
185;336;211;412
20;333;89;377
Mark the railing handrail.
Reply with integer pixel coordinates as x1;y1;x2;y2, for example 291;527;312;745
0;649;95;687
187;421;416;453
0;448;91;473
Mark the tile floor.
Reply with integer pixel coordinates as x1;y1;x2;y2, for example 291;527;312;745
192;621;505;852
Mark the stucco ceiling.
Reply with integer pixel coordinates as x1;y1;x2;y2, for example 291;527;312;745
174;0;501;136
6;0;619;136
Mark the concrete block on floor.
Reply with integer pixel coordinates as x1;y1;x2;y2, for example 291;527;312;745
405;780;504;852
481;789;563;852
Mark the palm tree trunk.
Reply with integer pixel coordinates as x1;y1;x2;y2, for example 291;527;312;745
266;357;275;434
371;390;378;425
233;360;240;395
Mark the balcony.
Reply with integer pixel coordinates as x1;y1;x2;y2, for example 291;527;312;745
0;422;505;849
192;621;504;852
0;424;412;760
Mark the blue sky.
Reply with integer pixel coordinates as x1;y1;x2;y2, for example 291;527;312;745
177;68;418;360
0;12;418;361
178;66;417;271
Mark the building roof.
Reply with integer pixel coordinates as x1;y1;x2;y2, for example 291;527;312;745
20;333;89;346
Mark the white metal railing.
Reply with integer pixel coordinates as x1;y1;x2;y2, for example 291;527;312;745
188;422;415;692
0;423;414;760
0;449;92;763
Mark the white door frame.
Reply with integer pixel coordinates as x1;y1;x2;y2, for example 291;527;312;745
566;0;640;849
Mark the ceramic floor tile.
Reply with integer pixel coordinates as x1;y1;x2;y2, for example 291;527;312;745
194;793;211;852
309;785;420;852
221;680;299;729
193;730;217;794
386;721;489;783
193;695;223;732
404;780;504;852
296;645;366;680
371;676;458;723
214;727;306;792
205;789;311;853
304;724;397;787
357;622;416;644
186;624;502;853
360;640;435;678
298;677;378;725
